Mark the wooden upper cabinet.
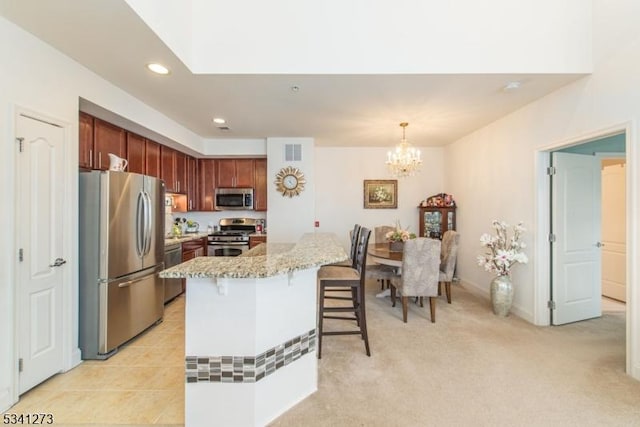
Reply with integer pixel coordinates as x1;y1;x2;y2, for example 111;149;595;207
175;151;187;194
216;159;235;187
187;156;198;211
145;140;161;178
126;132;146;174
216;159;255;188
93;118;126;170
79;112;93;169
161;146;177;192
198;159;216;211
254;159;267;211
235;159;255;187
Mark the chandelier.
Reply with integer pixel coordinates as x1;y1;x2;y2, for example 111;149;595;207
386;122;422;178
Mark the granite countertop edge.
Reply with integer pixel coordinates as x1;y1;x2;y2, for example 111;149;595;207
159;233;347;279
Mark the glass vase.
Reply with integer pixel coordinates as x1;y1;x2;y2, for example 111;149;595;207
490;275;513;317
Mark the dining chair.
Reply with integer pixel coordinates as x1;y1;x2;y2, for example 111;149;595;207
389;238;441;323
438;230;460;304
371;225;397;289
317;227;372;358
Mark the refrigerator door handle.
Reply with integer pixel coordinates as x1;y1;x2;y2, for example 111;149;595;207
136;191;144;257
143;191;153;256
118;276;148;288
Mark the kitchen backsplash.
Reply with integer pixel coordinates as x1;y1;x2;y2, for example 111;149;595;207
168;211;266;234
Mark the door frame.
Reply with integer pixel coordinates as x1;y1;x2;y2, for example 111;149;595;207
7;105;80;408
534;121;637;379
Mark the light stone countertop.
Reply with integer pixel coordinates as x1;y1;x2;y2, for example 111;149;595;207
164;232;209;247
159;232;347;279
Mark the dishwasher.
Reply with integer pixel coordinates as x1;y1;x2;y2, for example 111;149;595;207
164;242;183;303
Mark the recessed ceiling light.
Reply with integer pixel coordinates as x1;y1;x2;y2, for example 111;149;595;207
290;85;300;92
212;117;226;124
146;63;170;75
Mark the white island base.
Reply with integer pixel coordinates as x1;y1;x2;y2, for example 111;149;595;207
185;268;319;427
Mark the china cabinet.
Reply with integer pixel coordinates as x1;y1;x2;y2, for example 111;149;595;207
418;193;456;239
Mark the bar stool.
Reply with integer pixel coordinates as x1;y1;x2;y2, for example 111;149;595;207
317;227;371;358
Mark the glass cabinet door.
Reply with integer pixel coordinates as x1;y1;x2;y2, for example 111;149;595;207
424;211;442;238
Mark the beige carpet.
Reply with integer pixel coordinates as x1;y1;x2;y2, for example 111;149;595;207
271;281;640;426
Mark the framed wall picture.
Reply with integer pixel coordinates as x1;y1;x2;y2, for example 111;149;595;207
363;180;398;209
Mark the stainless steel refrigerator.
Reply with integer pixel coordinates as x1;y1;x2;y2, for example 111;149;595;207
79;170;165;359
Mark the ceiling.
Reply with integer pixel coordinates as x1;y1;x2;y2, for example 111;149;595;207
0;0;587;148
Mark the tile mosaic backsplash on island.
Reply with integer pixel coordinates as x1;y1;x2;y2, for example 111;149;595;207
185;329;316;383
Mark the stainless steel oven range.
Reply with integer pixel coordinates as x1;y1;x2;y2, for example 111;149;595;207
208;217;258;257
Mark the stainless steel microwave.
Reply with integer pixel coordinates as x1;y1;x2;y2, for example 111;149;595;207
215;188;254;210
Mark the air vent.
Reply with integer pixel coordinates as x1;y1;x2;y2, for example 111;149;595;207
217;126;230;131
284;144;302;161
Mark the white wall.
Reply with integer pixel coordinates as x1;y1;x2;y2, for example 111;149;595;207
443;0;640;378
266;138;316;243
131;0;592;74
0;15;204;411
315;147;444;250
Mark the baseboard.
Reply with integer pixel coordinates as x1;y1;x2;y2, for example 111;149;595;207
458;278;534;323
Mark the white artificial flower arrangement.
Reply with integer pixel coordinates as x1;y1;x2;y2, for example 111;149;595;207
477;220;528;276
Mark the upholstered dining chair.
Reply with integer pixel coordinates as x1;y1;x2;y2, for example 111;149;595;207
389;238;441;323
439;230;460;304
317;227;372;358
370;225;397;289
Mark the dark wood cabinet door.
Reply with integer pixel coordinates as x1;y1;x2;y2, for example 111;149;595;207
160;146;176;192
145;140;161;178
182;237;207;259
216;159;235;187
198;159;216;211
187;156;198;210
126;132;145;174
235;159;255;188
216;159;255;188
93;118;126;170
249;234;267;249
419;207;456;239
254;159;267;211
175;151;187;194
79;112;93;169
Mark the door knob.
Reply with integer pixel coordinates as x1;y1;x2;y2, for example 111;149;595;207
595;242;605;248
50;258;67;267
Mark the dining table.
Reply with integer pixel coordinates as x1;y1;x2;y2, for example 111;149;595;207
368;242;403;267
367;243;403;297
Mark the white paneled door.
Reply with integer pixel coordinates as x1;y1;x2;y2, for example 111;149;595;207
551;152;602;325
16;113;65;394
601;159;626;302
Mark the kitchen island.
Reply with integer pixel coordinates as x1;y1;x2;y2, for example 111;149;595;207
159;232;347;427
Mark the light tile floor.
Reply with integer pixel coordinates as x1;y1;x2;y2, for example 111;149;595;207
3;295;186;426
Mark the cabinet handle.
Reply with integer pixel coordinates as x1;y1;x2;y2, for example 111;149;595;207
98;152;102;169
89;149;93;168
178;181;180;193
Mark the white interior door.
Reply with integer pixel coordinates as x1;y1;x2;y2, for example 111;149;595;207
601;159;626;302
551;152;602;325
16;113;65;394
